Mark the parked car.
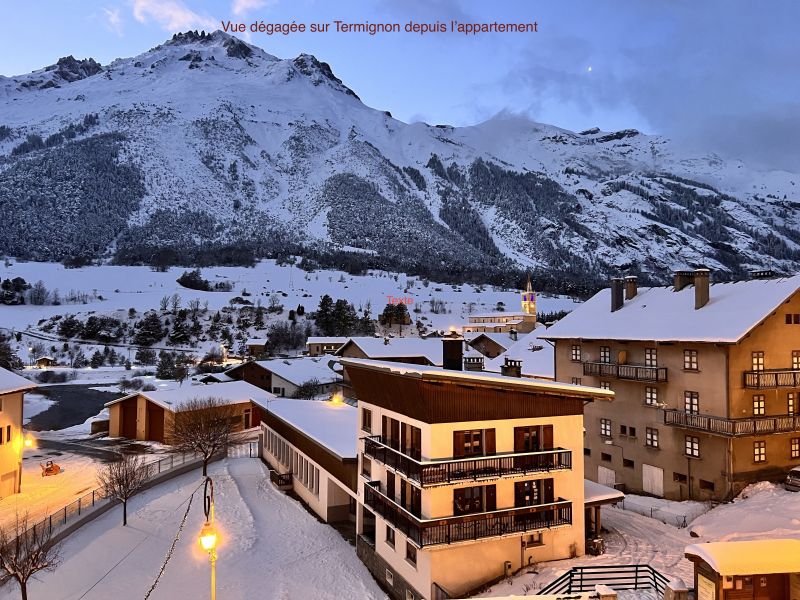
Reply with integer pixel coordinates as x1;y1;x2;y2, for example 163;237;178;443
785;466;800;491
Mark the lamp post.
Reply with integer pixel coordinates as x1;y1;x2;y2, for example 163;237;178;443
13;434;34;493
199;476;217;600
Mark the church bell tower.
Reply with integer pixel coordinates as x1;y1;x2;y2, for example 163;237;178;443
521;275;537;320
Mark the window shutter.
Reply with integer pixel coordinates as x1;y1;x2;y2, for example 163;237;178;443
485;484;497;512
543;478;554;503
484;428;496;455
453;431;466;457
542;425;554;450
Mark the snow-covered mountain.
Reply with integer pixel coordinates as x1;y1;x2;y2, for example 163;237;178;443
1;30;799;285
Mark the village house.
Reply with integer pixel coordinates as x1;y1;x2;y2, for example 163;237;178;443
542;270;800;501
244;337;269;357
260;398;358;528
482;326;556;380
225;356;342;397
105;380;273;443
342;342;614;600
0;367;35;498
463;332;513;359
461;278;538;335
307;336;349;356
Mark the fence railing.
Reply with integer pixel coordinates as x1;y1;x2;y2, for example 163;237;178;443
583;361;668;382
664;409;800;437
23;451;204;543
362;436;572;487
270;470;293;488
743;369;800;389
537;564;671;595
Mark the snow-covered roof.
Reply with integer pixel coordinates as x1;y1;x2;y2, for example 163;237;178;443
0;368;37;395
243;356;341;386
584;479;624;506
464;332;514;350
469;311;530;319
336;337;443;365
306;336;349;345
685;539;800;575
196;372;234;383
246;338;268;346
541;275;800;343
485;327;555;379
266;399;357;458
106;380;275;411
340;358;613;400
464;318;524;327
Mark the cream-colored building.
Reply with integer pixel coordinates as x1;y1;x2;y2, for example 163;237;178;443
0;367;36;498
542;270;800;502
462;278;538;335
342;354;612;600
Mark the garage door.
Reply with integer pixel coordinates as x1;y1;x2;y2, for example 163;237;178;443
642;464;664;497
598;466;616;488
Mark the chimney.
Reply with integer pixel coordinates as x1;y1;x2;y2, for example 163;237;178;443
442;338;463;371
610;278;624;312
501;357;522;378
509;329;518;342
694;268;710;309
624;276;638;300
750;269;775;280
463;354;484;371
673;270;695;292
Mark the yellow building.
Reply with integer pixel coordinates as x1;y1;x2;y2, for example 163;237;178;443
462;277;538;334
0;367;36;498
343;352;612;600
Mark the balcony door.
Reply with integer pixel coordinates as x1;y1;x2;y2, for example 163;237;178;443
454;484;496;515
453;429;496;457
514;425;554;452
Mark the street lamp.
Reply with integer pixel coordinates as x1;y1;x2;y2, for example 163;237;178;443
13;434;34;492
199;477;217;600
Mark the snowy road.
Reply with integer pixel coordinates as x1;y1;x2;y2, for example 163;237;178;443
2;458;386;600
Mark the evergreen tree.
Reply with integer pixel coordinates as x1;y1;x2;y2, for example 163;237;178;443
315;294;334;335
0;334;20;370
331;299;357;336
134;312;164;346
135;347;157;365
90;351;104;369
168;310;190;345
155;351;176;379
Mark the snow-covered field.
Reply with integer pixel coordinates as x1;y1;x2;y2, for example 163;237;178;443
0;458;386;600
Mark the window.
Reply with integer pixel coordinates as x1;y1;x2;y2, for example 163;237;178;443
645;427;659;448
0;429;3;444
525;532;543;546
620;425;628;436
385;525;395;548
361;456;372;479
685;436;700;458
599;346;611;364
684;349;698;371
644;348;657;367
406;590;416;600
600;381;611;390
629;426;637;438
385;569;394;586
405;542;417;566
793;351;800;370
571;344;582;361
361;408;372;433
571;377;582;385
789;393;796;416
600;419;612;437
674;472;688;484
754;441;766;463
454;430;485;457
788;314;794;325
751;351;765;372
788;314;800;324
791;438;800;459
514;480;544;507
699;479;715;492
583;448;591;456
601;452;612;462
753;395;765;416
454;485;492;515
645;387;658;406
684;391;699;414
623;458;634;469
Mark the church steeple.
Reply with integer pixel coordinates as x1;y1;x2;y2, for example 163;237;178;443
521;275;537;320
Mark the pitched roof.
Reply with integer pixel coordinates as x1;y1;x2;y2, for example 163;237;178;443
336;337;443;365
266;399;357;458
485;326;554;379
685;539;800;575
105;380;274;411
0;368;37;395
245;338;268;346
231;356;341;386
469;311;530;319
464;332;514;350
306;336;349;345
340;358;613;401
541;275;800;343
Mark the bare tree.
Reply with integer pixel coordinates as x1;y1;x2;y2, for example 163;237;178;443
171;397;238;476
170;293;181;313
0;512;61;600
97;453;149;526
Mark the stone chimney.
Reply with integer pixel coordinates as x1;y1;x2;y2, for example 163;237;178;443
673;270;695;292
509;329;518;342
624;275;638;300
610;277;624;312
694;268;710;309
463;355;484;371
442;338;463;371
501;357;522;378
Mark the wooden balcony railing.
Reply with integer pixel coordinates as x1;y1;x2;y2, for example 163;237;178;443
363;481;572;547
583;361;668;383
664;409;800;437
743;369;800;389
269;470;293;488
362;436;572;487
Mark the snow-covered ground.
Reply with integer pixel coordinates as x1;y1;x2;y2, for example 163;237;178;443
619;493;711;528
0;458;386;600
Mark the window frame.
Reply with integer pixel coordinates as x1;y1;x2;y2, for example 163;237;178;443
684;391;699;414
753;394;766;416
571;344;582;362
600;418;612;437
645;427;659;448
685;435;700;458
645;386;658;406
791;438;800;459
644;348;657;368
751;351;765;372
753;441;766;464
599;346;611;364
683;349;699;371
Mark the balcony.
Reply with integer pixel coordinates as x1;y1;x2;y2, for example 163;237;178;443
583;361;668;383
743;369;800;389
362;436;572;487
363;481;572;547
664;409;800;437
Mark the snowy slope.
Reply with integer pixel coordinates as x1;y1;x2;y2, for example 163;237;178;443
1;30;799;281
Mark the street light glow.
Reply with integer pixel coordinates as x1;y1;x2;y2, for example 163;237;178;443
199;521;217;552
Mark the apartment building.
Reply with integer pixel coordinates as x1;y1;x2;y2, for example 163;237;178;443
0;367;36;498
542;270;800;501
342;346;612;600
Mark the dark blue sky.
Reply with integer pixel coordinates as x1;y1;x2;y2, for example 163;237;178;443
3;0;799;169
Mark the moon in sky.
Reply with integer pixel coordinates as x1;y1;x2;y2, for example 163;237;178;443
587;66;593;72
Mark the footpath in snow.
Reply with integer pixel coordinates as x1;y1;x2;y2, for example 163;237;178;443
1;458;386;600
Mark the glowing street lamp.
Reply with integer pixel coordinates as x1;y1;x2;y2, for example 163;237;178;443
13;433;35;492
199;477;217;600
